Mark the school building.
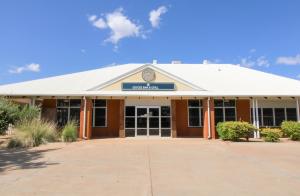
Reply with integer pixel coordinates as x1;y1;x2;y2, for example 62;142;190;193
0;62;300;139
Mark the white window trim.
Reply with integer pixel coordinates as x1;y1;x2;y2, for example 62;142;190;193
92;99;107;127
251;107;298;127
187;100;203;127
56;99;81;124
214;99;237;122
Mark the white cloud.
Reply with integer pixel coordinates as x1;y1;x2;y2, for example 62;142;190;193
239;56;269;67
240;57;256;67
149;6;168;28
276;54;300;65
88;8;143;45
249;48;256;53
9;63;40;74
256;56;270;67
202;59;220;64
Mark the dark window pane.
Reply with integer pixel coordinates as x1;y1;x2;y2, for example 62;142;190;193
94;99;106;107
275;108;285;126
189;108;200;126
214;100;223;107
215;108;223;124
224;100;235;107
258;108;262;126
161;117;171;128
149;129;159;136
137;129;147;136
263;108;274;126
286;108;297;121
57;108;68;127
70;99;81;107
125;106;135;116
225;108;236;121
137;118;147;128
161;129;171;137
94;108;106;126
70;108;80;125
125;129;135;137
137;108;147;116
149;118;159;128
125;117;135;128
188;100;200;107
57;99;69;107
149;108;159;117
161;106;170;116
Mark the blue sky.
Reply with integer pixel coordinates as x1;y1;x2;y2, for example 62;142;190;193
1;0;300;84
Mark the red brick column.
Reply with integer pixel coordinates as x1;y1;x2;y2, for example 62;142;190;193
119;100;125;138
203;98;216;139
171;100;177;138
236;99;251;122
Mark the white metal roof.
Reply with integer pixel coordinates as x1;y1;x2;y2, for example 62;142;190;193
0;63;300;97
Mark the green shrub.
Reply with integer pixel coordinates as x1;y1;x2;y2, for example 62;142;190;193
18;105;40;123
0;98;40;135
0;98;20;134
217;121;256;141
7;119;58;148
261;128;282;142
61;121;77;142
281;121;300;141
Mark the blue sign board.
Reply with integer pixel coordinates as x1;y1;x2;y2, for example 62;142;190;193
122;83;175;91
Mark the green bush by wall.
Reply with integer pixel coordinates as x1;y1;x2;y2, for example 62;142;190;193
61;121;78;142
261;128;282;142
281;121;300;141
216;121;256;141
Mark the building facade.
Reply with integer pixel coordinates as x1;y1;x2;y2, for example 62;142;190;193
1;63;300;139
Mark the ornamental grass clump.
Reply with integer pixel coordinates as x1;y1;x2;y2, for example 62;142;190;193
7;119;58;148
261;128;282;142
216;121;256;141
281;121;300;141
61;121;78;142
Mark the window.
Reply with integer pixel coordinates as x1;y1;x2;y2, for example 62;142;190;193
262;108;273;126
56;99;81;127
161;106;171;137
286;108;297;121
214;99;236;125
188;100;203;127
274;108;285;126
251;107;298;127
93;100;107;127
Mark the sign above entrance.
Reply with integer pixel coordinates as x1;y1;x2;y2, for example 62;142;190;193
122;83;175;91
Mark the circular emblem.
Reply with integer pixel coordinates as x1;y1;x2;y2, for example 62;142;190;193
142;68;155;82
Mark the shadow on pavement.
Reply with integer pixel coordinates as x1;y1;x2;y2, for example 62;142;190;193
0;147;60;173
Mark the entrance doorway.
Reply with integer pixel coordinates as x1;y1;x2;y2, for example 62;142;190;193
125;105;171;137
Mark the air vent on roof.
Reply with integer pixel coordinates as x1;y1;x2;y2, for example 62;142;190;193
171;60;181;64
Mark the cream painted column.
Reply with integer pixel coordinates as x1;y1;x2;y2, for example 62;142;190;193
255;99;260;138
252;99;257;138
296;98;300;122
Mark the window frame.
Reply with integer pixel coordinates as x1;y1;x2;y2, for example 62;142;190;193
92;99;107;127
187;100;203;127
56;99;81;127
214;99;237;124
251;107;298;127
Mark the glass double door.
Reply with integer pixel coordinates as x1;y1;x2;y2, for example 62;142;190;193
136;106;160;136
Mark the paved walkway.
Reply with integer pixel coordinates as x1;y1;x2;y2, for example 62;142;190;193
0;138;300;196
